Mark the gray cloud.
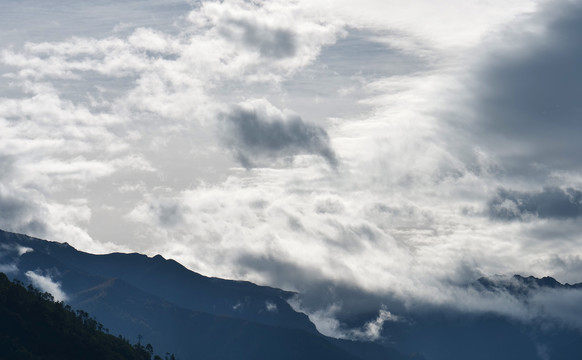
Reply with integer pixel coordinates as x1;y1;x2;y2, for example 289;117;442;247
156;203;184;227
488;187;582;221
235;251;409;338
146;200;186;228
0;188;48;236
0;191;30;223
0;155;14;179
220;18;296;59
531;288;582;329
472;1;582;172
126;197;187;229
220;101;338;168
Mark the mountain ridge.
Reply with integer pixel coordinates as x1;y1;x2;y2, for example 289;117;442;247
0;228;412;360
0;272;162;360
6;228;581;360
474;273;582;298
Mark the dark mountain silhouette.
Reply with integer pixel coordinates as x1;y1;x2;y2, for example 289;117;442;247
374;275;582;360
0;229;411;360
2;229;314;333
0;272;166;360
6;227;581;360
475;274;582;297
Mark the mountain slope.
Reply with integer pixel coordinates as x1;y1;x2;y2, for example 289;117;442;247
73;277;361;360
0;229;410;360
377;275;582;360
0;272;156;360
1;229;315;333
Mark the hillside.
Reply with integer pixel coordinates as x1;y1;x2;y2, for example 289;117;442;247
0;229;407;360
0;272;167;360
7;228;582;360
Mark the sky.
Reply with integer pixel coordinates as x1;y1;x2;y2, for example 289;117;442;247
2;0;582;339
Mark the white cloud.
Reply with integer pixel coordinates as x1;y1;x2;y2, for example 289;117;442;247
306;0;541;51
351;308;399;341
25;270;68;302
288;300;399;341
16;245;33;256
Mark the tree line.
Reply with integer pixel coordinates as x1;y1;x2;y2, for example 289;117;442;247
0;272;176;360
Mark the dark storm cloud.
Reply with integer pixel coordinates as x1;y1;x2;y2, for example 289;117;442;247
220;103;338;168
488;187;582;221
220;18;296;59
472;1;582;170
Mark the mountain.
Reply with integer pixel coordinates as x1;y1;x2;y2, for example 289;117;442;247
375;274;582;360
0;229;410;360
7;227;580;360
0;272;162;360
475;274;582;297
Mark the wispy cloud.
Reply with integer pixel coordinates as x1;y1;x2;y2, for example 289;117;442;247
289;300;399;341
25;270;68;302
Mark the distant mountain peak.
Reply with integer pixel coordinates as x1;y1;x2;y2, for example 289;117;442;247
474;274;581;297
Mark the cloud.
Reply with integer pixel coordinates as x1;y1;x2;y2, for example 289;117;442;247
469;274;582;329
126;196;186;228
220;100;338;168
0;263;18;274
531;288;582;328
191;0;343;79
470;1;582;172
0;243;34;274
288;302;345;338
0;186;37;225
218;17;297;59
305;0;540;51
0;243;33;257
25;270;68;302
489;187;582;221
288;300;399;341
0;183;48;237
349;307;399;341
265;301;278;313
